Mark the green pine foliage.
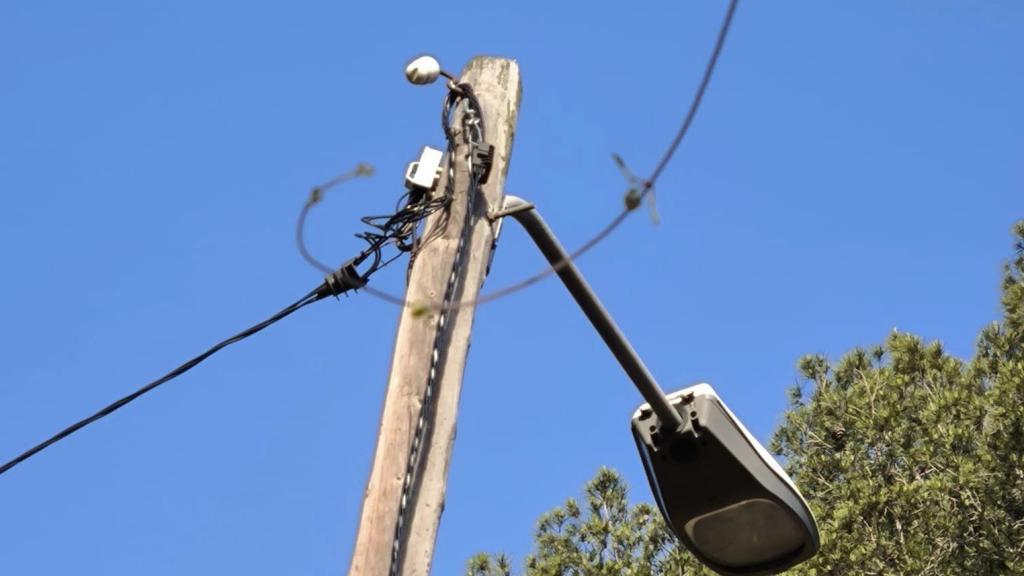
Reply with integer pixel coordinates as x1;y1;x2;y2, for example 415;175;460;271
468;222;1024;575
466;468;711;576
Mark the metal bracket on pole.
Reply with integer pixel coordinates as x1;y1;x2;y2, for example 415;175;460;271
494;196;686;433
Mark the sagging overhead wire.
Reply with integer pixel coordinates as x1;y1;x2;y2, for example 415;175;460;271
298;0;740;311
0;279;354;477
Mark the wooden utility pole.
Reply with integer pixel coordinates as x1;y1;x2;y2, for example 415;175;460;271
347;56;521;576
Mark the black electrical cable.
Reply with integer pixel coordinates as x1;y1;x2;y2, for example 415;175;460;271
387;78;487;576
0;277;355;478
644;0;738;195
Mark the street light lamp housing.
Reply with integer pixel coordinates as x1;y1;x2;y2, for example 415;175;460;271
631;384;819;575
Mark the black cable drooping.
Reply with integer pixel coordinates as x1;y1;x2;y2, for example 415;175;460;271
387;81;487;576
0;288;325;477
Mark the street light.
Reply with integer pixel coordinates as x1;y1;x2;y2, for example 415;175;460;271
631;385;819;574
497;196;819;575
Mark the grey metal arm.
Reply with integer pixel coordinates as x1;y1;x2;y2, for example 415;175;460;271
497;196;685;432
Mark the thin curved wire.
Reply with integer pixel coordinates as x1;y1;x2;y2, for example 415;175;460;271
297;202;334;274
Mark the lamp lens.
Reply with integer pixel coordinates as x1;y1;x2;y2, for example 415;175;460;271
684;498;804;569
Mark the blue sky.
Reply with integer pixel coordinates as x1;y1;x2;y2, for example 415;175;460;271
1;1;1021;574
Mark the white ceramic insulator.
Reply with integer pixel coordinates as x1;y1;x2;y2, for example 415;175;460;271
405;55;441;85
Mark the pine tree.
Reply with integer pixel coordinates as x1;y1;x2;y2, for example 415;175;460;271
468;222;1024;575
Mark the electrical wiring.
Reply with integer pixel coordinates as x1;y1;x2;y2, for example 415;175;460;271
298;162;456;283
464;0;741;306
1;82;487;481
297;163;375;274
0;270;365;477
297;0;740;312
645;0;739;195
386;80;488;576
